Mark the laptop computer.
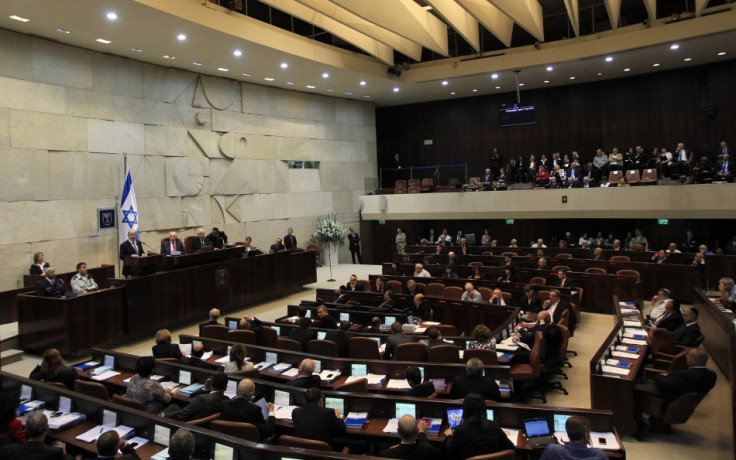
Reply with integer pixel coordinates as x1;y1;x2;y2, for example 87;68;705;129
523;418;558;449
91;355;115;375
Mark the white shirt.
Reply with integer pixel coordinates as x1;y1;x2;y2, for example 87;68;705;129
531;243;547;248
547;301;559;319
414;269;431;278
649;299;673;321
461;290;483;303
71;273;99;293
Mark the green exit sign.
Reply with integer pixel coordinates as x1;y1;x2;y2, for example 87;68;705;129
506;219;514;225
378;220;386;225
658;219;669;225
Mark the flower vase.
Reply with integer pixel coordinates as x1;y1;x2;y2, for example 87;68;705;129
325;242;339;266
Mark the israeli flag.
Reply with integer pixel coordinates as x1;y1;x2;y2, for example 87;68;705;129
119;166;139;244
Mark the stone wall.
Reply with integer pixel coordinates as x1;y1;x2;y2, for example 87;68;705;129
0;29;376;291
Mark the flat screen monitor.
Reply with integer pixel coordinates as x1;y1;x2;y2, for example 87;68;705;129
385;316;396;325
272;325;280;335
228;320;238;330
274;390;290;407
313;360;322;373
317;331;326;340
103;355;114;368
213;443;234;460
265;352;278;364
447;408;463;429
178;370;191;385
340;312;350;322
305;310;311;318
324;397;344;414
498;104;536;127
58;396;72;413
154;425;170;446
351;363;367;377
553;414;571;432
371;337;381;347
20;385;32;402
395;402;415;418
487;409;494;421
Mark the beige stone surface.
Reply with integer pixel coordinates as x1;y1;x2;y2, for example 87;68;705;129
65;199;120;238
30;235;120;279
138;196;184;230
189;129;225;159
0;30;33;81
165;157;209;197
217;132;248;159
172;105;212;130
47;152;120;200
236;193;275;222
65;88;115;120
212;111;295;138
241;83;270;116
331;191;355;214
183;196;213;227
319;161;373;192
32;39;93;90
210;159;261;195
0;243;33;291
143;64;198;103
114;95;171;126
0;76;66;115
144;125;196;157
93;53;144;98
0;149;47;201
0;201;78;245
0;109;10;148
197;75;240;111
10;110;88;151
288;169;322;193
256;160;290;194
88;119;144;155
138;155;167;198
271;191;333;219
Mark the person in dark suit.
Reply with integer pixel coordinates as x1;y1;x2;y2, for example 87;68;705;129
289;318;318;351
221;379;275;439
553;268;575;290
35;267;64;297
191;228;211;252
715;153;733;182
374;277;386;294
480;168;494;191
443;393;513;459
29;348;80;390
292;387;346;448
591;247;605;260
404;366;435;398
206;227;228;249
540;416;607;460
91;430;140;460
167;428;195;460
119;229;145;277
169;373;229;421
670;308;702;347
651;300;684;332
374;290;398;312
512;311;561;366
449;358;501;401
339;274;364;292
378;414;436;459
385;322;415;360
422;327;446;350
410;294;432;321
0;412;75;460
543;289;577;330
269;238;286;253
313;305;338;330
152;329;183;361
29;251;50;275
404;279;424;297
365;317;383;334
284;228;298;249
180;343;218;371
521;285;541;315
198;308;222;335
324;321;351;357
161;231;184;255
287;359;321;388
348;227;362;263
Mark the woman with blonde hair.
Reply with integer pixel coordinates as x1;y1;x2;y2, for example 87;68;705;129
29;252;50;275
152;329;183;361
29;348;79;389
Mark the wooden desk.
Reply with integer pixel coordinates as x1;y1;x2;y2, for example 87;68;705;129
158;246;245;271
23;265;116;288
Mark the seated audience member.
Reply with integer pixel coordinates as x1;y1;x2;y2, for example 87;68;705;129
461;283;482;303
540;416;607;460
152;329;183;361
126;356;172;415
237;316;263;333
501;255;514;269
468;265;485;281
0;392;26;444
405;279;423;297
442;265;458;279
611;239;623;251
546;175;560;189
292;387;347;448
70;262;98;294
95;429;140;460
543;289;576;330
385;322;415;360
325;321;351;357
168;428;195;460
269;237;285;253
467;325;496;350
181;343;218;370
591;247;605;260
313;305;338;329
666;242;681;254
0;412;74;460
338;274;364;293
581;176;595;188
289;317;318;350
411;294;432;321
649;299;683;332
719;277;736;311
365;317;383;333
521;285;541;315
535;165;550;187
223;343;254;373
497;267;514;283
198;308;221;335
716;154;733;182
375;290;398;312
413;263;431;278
489;288;506;306
29;251;50;275
378;413;436;459
554;268;574;289
288;359;321;388
206;227;228;249
29;348;79;390
422;327;446;350
513;311;560;365
191;228;212;252
404;366;436;398
634;348;716;440
221;379;275;439
689;252;707;290
480;168;494;191
241;236;256;253
450;359;501;401
443;393;513;459
169;373;228;422
509;239;518;247
374;277;386;293
649;288;674;321
651;249;671;264
536;257;548;270
698;244;714;255
35;267;64;297
161;231;184;255
671;308;702;347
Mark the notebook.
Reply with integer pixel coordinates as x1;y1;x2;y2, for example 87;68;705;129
522;418;558;449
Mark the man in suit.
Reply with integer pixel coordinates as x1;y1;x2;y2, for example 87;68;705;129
672;142;693;178
449;358;501;401
446;251;458;266
385;321;415;360
221;378;275;439
513;311;561;366
541;416;607;460
682;230;698;253
0;412;75;460
198;308;221;335
554;268;575;290
378;414;435;459
288;359;321;388
649;288;674;322
169;373;228;421
289;317;318;350
543;289;577;330
718;140;733;160
313;305;338;329
405;279;424;298
536;257;548;270
651;299;683;332
410;294;433;321
374;290;398;312
161;231;184;255
422;327;445;350
591;247;605;260
521;285;541;315
403;366;436;398
374;277;386;294
480;168;494;191
671;308;702;347
325;321;351;357
191;228;212;252
347;227;362;263
339;274;364;292
284;228;297;249
651;249;672;264
269;237;286;253
35;267;65;297
501;255;514;270
292;387;346;448
206;227;228;249
92;430;140;460
715;153;733;182
180;343;218;371
119;229;146;277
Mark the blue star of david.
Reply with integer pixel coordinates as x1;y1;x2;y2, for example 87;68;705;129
121;206;138;229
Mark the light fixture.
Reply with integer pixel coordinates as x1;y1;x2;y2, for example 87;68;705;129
546;66;553;71
233;50;242;57
177;34;186;41
450;91;456;95
106;12;118;21
56;28;71;34
684;57;692;62
217;67;229;72
652;63;660;67
597;72;603;76
306;85;316;89
242;73;252;77
519;83;525;87
363;95;371;98
286;81;294;85
344;91;353;95
495;86;500;89
163;55;175;60
393;87;400;93
624;68;630;72
192;62;202;66
670;44;679;50
544;80;550;83
280;62;288;69
717;51;726;56
9;15;30;22
131;48;142;53
326;89;334;92
605;56;613;62
441;81;449;86
322;72;330;79
491;73;499;79
264;77;275;81
96;38;111;44
472;89;478;92
569;76;576;80
359;81;366;86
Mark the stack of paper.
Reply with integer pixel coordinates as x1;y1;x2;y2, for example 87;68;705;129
253;362;273;371
623;330;646;340
611;350;639;360
17;400;45;415
281;368;299;378
621;337;646;346
385;379;411;390
274;405;297;420
76;425;135;443
127;437;149;450
605;359;632;369
383;418;399;433
91;370;120;382
214;356;229;364
271;363;292;374
160;381;179;390
365;373;386;385
590;431;621;449
601;365;629;376
44;411;86;430
501;428;521;443
151;447;169;460
318;369;341;382
345;412;368;429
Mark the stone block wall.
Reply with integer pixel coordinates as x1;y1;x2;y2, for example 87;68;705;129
0;29;376;290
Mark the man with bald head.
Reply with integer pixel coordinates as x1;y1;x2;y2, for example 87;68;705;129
95;429;140;459
537;257;548;270
411;294;432;321
161;231;184;255
35;267;64;297
489;288;506;306
181;342;218;370
199;308;221;335
221;378;276;439
192;228;212;252
413;263;431;278
377;414;435;459
288;359;321;388
461;283;482;303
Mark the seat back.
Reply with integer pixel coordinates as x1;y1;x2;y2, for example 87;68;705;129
616;269;640;282
258;326;279;348
468;261;483;268
434;324;458;337
407;185;421;193
394;180;407;188
211;420;260;443
305;244;321;265
387;280;403;293
536;290;551;303
394;342;428;362
530;276;547;286
277;337;303;352
443;286;464;300
113;394;145;411
201;325;229;340
420;178;434;192
551;265;571;272
610;255;630;262
626;169;641;184
478;287;492;302
466;448;516;460
467;177;481;190
408;178;420;187
334;378;368;393
641;168;658;184
427;344;460;363
501;251;517;257
308;339;339;357
667;349;690;374
608;170;623;183
463;348;498;365
349;337;381;360
394;186;407;194
187;412;220;428
662;392;709;424
648;327;676;357
358;279;372;292
585;267;607;275
280;435;331;452
75;380;110;401
227;329;257;345
426;283;445;297
529;331;545;378
552;324;570;370
556;253;572;259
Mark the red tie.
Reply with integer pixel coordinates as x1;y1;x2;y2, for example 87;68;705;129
171;242;176;252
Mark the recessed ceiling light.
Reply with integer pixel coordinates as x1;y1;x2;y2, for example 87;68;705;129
177;34;186;41
491;73;499;79
472;89;478;92
684;57;692;62
652;63;660;67
286;81;294;85
306;85;316;89
495;86;500;89
624;68;630;72
106;12;118;21
217;67;229;72
9;15;30;23
363;95;371;98
96;38;111;44
519;83;525;86
131;48;142;53
605;56;613;62
242;73;252;77
670;44;679;50
326;89;334;92
56;28;71;34
344;91;352;95
450;91;456;95
546;66;553;71
393;87;400;93
569;76;576;80
233;50;242;57
264;77;275;81
359;81;366;86
280;62;288;69
322;73;330;79
597;72;603;76
192;62;202;66
162;55;175;60
543;80;550;83
441;81;449;86
717;51;726;56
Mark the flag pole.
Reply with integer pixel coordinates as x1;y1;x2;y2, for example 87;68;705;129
118;153;127;277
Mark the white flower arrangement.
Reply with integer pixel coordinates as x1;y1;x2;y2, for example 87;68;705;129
310;213;346;247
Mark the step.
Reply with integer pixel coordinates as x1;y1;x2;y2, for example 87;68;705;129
0;322;19;352
1;348;24;367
